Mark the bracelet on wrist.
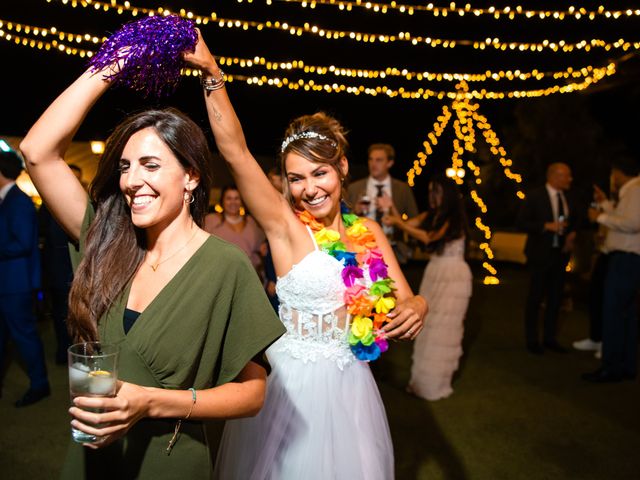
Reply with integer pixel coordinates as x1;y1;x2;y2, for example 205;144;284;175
166;387;197;455
200;70;226;91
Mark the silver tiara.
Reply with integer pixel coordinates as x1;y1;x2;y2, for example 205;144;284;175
280;131;338;153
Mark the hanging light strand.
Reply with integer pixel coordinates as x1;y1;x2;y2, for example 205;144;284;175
0;26;617;100
1;17;618;85
255;0;640;22
406;81;531;284
0;27;95;57
45;0;640;53
0;16;619;101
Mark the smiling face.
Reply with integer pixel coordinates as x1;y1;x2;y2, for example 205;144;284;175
285;152;347;220
222;188;243;216
118;127;197;230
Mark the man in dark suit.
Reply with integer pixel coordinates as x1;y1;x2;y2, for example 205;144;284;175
517;162;576;354
0;150;50;406
347;143;418;263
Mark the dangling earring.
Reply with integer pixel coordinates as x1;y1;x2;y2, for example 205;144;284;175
184;190;195;204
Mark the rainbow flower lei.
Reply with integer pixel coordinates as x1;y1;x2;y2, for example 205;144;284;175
297;205;397;362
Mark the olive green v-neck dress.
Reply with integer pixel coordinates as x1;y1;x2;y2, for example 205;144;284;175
61;205;285;479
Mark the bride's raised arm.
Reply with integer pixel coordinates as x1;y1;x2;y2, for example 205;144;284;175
184;31;294;237
20;69;111;241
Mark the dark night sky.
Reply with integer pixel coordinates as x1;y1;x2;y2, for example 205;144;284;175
1;0;639;189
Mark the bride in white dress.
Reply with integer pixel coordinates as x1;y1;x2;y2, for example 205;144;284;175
184;32;427;479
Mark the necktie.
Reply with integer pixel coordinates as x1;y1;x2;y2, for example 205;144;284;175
554;192;565;247
375;184;385;222
557;192;565;220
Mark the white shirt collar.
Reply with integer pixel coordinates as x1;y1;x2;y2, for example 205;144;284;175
369;175;391;187
545;183;562;197
0;181;15;202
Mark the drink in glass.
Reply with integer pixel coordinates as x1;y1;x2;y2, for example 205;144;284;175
359;195;371;215
68;342;119;443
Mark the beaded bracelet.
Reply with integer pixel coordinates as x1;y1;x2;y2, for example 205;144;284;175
200;70;226;91
166;387;197;455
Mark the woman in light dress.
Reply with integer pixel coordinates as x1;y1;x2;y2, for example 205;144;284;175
384;176;472;401
184;32;427;479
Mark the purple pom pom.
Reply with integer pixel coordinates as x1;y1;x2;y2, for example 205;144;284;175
88;15;197;98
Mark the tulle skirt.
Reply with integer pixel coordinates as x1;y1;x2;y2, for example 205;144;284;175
409;256;472;401
214;340;394;480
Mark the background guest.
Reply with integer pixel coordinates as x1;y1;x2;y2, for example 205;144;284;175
516;162;577;354
384;175;472;400
0;149;50;407
583;155;640;382
573;217;609;358
347;143;418;263
205;184;267;279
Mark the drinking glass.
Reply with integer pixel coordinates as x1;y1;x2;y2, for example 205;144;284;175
359;194;371;215
68;342;119;443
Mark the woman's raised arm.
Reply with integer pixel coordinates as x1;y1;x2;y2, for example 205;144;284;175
20;69;111;241
183;31;293;237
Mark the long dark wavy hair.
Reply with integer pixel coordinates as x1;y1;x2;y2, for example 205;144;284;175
422;175;467;254
279;112;349;207
68;108;213;343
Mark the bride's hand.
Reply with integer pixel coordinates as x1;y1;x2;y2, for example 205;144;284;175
382;295;427;340
183;28;219;76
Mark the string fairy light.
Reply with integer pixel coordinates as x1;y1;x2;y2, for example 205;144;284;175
254;0;640;22
46;0;640;53
0;20;618;100
215;51;614;85
406;81;529;284
0;27;95;57
200;67;615;101
1;17;617;87
0;19;105;45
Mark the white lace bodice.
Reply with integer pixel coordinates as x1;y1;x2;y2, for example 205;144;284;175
276;250;345;314
272;228;355;369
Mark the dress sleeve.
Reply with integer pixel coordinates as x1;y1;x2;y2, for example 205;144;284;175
216;255;286;385
68;201;95;273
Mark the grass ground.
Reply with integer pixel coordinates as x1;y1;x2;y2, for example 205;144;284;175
1;261;638;479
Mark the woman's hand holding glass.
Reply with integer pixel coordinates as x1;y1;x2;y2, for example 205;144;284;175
69;381;150;449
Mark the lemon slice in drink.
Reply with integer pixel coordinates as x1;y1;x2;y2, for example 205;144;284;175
88;370;115;395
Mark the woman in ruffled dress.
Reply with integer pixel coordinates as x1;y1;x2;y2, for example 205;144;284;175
184;32;427;479
384;176;472;401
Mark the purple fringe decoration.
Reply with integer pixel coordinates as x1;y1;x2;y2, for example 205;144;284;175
88;15;197;98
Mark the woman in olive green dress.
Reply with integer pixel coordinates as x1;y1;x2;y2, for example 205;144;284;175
20;64;285;478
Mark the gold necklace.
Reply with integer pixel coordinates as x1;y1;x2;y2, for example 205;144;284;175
146;229;199;272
